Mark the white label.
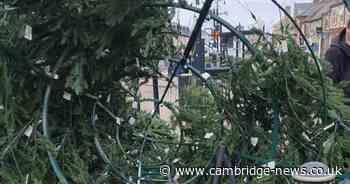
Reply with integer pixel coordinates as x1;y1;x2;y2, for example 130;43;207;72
136;58;140;67
172;158;180;163
132;101;138;109
24;125;33;137
250;137;259;146
24;25;32;40
262;161;275;169
285;140;290;146
129;117;136;125
0;105;4;110
63;92;72;101
35;59;45;64
130;149;138;155
121;81;128;89
53;74;59;79
116;117;121;125
164;148;170;154
201;72;211;80
106;94;111;103
323;123;335;131
267;161;276;169
302;132;311;142
204;132;214;139
56;145;62;151
25;174;29;184
44;66;51;74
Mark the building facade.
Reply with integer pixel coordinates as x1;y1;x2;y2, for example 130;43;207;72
296;0;349;57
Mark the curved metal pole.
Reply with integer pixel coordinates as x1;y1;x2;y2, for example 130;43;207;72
43;85;69;184
270;0;327;125
91;103;137;184
42;48;71;184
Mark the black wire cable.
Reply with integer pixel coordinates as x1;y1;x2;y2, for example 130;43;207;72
153;0;216;120
139;0;216;160
182;0;215;59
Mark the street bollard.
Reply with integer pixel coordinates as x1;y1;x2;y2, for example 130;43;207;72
292;162;336;184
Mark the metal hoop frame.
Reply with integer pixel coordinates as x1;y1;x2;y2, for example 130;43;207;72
41;0;333;183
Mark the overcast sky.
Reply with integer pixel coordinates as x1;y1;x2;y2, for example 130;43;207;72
176;0;313;32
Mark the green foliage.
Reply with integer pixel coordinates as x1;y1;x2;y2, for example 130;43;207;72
209;37;350;183
0;0;175;183
1;0;350;183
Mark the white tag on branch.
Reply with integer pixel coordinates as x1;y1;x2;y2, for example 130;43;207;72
285;140;290;146
30;70;36;75
136;57;140;68
132;101;138;109
250;137;259;147
25;174;30;184
130;149;138;155
302;132;311;142
201;72;211;80
121;81;128;89
94;114;99;121
172;158;181;163
204;132;214;139
116;117;121;125
129;117;136;125
24;25;32;41
262;161;275;169
24;125;33;137
106;94;111;103
45;66;59;80
164;148;170;154
35;59;45;64
55;145;62;152
53;74;59;79
323;122;335;131
0;105;4;110
63;91;72;101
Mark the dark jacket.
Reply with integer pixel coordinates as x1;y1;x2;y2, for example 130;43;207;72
325;29;350;98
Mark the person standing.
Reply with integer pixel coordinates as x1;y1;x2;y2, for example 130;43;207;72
325;20;350;98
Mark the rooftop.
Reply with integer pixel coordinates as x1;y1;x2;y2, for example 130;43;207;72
301;0;344;22
294;2;313;17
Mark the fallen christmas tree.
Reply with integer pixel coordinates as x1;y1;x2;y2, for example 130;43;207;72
0;0;350;184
